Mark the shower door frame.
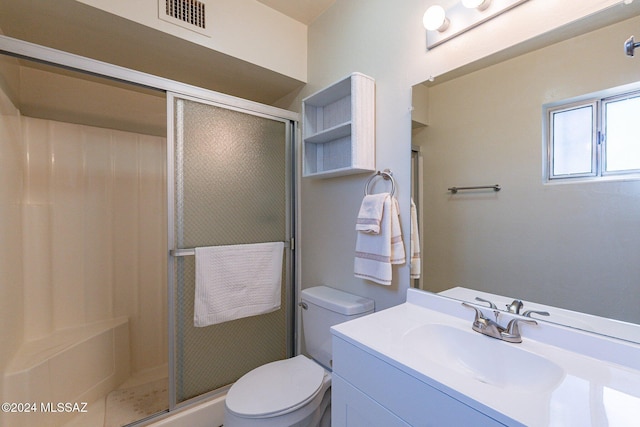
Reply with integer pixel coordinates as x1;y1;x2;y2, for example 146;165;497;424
166;92;298;409
0;34;301;419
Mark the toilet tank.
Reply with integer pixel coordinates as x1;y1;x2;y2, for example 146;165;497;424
301;286;374;370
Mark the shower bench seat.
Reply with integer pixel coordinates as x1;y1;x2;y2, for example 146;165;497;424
3;317;130;427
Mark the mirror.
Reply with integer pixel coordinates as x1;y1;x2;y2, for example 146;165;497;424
411;8;640;343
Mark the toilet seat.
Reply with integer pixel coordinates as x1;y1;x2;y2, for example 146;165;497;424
225;355;326;419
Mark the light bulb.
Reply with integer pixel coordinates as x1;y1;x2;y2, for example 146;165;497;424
462;0;491;11
423;5;449;32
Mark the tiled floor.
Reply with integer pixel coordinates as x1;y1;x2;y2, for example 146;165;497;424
62;365;168;427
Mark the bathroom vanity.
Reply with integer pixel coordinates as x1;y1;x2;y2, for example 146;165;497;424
330;289;640;426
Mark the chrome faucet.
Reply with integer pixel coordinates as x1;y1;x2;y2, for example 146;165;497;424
462;302;537;343
505;301;552;319
506;299;524;314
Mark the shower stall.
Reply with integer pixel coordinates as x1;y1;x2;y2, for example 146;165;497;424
0;37;297;427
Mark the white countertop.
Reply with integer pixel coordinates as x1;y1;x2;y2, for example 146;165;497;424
331;289;640;427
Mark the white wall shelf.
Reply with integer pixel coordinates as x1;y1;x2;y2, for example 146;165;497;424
302;72;375;178
304;122;352;144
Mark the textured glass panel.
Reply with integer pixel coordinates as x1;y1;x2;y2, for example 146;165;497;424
605;95;640;172
552;106;593;176
173;98;288;402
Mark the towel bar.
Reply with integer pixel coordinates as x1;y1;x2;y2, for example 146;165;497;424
170;248;196;257
448;185;501;194
170;241;290;257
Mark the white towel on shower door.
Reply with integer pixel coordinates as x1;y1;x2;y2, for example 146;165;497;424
354;195;405;286
194;241;284;327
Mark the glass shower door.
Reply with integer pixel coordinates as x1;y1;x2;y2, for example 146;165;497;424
167;93;294;406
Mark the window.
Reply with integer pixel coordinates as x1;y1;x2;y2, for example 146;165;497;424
545;89;640;181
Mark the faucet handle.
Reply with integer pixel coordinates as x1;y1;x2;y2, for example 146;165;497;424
462;301;486;322
522;309;550;318
505;317;537;341
462;302;494;328
474;297;497;309
463;302;503;337
506;299;524;314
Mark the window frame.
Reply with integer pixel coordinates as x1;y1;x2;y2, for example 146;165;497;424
544;86;640;183
601;90;640;178
546;100;599;181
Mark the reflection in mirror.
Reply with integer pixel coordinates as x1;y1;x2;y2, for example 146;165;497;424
411;145;423;290
411;10;640;343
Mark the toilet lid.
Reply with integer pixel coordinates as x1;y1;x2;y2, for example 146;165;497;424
225;355;326;418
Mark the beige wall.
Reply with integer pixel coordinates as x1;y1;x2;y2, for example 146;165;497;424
416;15;640;323
296;1;417;311
19;65;166;137
20;116;167;371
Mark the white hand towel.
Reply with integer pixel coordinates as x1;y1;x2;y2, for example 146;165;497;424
410;199;421;279
354;195;405;286
194;241;284;327
356;193;388;234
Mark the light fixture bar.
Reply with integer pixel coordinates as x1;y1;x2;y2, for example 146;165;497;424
426;0;530;50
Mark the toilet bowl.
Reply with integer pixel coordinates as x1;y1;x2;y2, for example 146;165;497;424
224;355;331;427
224;286;374;427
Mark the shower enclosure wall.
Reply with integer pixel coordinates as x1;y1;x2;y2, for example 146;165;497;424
0;56;168;427
0;37;298;427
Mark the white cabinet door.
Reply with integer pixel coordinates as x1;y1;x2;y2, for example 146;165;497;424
332;374;410;427
332;336;512;426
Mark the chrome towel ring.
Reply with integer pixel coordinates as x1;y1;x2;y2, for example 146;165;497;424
364;169;396;196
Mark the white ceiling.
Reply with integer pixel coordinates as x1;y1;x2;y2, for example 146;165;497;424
256;0;336;24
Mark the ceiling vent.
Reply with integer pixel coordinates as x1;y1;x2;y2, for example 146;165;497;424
159;0;209;36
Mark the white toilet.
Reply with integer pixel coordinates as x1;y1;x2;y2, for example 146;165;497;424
224;285;374;427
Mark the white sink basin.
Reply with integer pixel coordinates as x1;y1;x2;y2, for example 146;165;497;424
402;323;565;392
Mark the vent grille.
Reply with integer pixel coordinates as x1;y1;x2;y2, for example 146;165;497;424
165;0;206;29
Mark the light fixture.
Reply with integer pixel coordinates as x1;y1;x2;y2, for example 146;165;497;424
423;5;450;32
462;0;491;11
425;0;530;50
